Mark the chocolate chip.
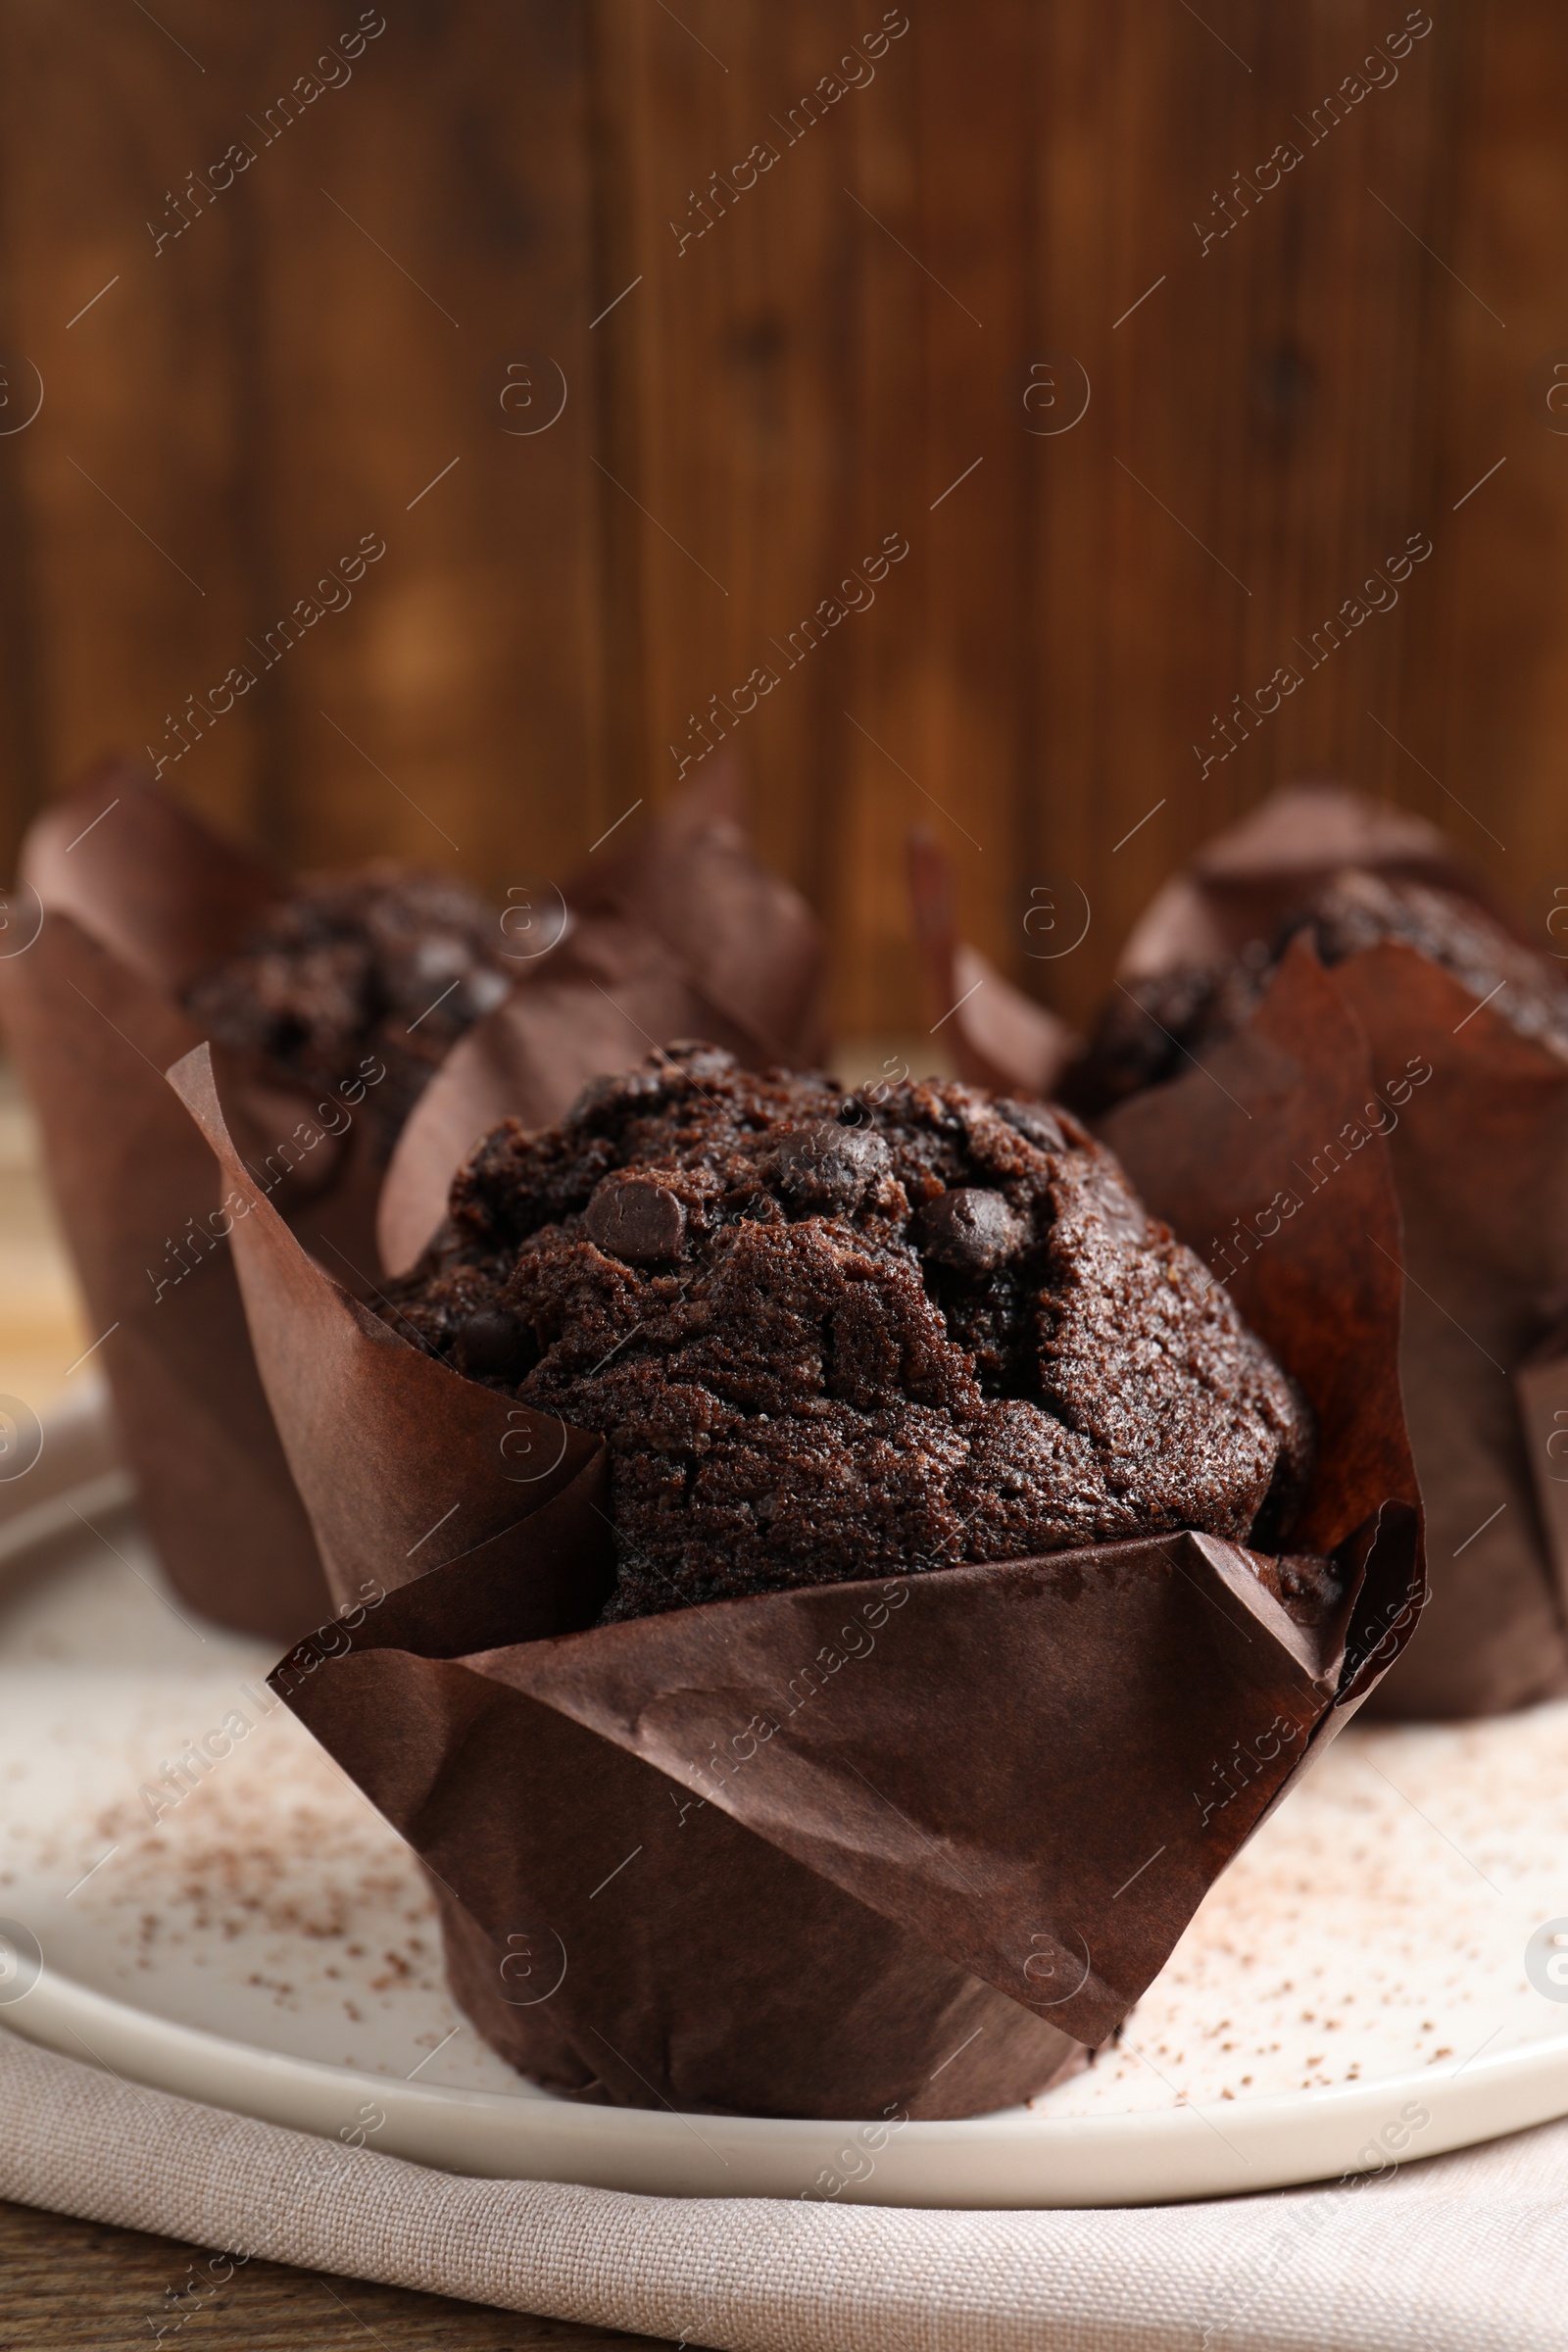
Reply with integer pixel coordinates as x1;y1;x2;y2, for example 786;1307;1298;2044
766;1121;890;1214
661;1041;738;1083
915;1188;1024;1274
997;1100;1068;1155
570;1066;671;1123
585;1174;687;1263
454;1306;537;1381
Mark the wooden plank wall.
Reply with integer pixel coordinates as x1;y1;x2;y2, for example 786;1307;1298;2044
0;0;1558;1038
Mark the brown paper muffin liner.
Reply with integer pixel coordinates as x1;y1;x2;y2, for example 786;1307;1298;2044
165;936;1423;2122
376;760;824;1275
911;787;1568;1720
906;827;1080;1098
0;760;821;1642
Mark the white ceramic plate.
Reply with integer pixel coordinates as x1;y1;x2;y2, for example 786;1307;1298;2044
4;1481;1568;2209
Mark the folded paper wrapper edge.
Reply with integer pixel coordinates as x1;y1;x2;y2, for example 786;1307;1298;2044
1116;780;1521;977
22;760;282;996
166;1043;604;1609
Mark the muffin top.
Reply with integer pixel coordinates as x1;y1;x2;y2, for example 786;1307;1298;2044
386;1046;1314;1621
1077;869;1568;1110
184;864;511;1147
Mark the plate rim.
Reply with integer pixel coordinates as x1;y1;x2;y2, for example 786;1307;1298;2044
8;1956;1568;2209
5;1481;1568;2210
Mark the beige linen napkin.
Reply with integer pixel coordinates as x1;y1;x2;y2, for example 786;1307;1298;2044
0;2028;1560;2351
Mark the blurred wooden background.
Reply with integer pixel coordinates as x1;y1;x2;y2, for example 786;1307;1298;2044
0;0;1560;1034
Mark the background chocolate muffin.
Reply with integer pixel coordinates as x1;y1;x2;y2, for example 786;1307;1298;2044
387;1045;1314;1621
1075;867;1568;1112
182;863;511;1150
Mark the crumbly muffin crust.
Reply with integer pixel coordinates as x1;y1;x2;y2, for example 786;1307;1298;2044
1075;869;1568;1110
386;1046;1314;1621
184;864;510;1147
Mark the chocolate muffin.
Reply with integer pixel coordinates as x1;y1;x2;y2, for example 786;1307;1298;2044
183;863;511;1149
386;1045;1315;1622
1076;868;1568;1111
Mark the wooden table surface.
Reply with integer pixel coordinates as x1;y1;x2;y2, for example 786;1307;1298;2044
0;2197;678;2348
